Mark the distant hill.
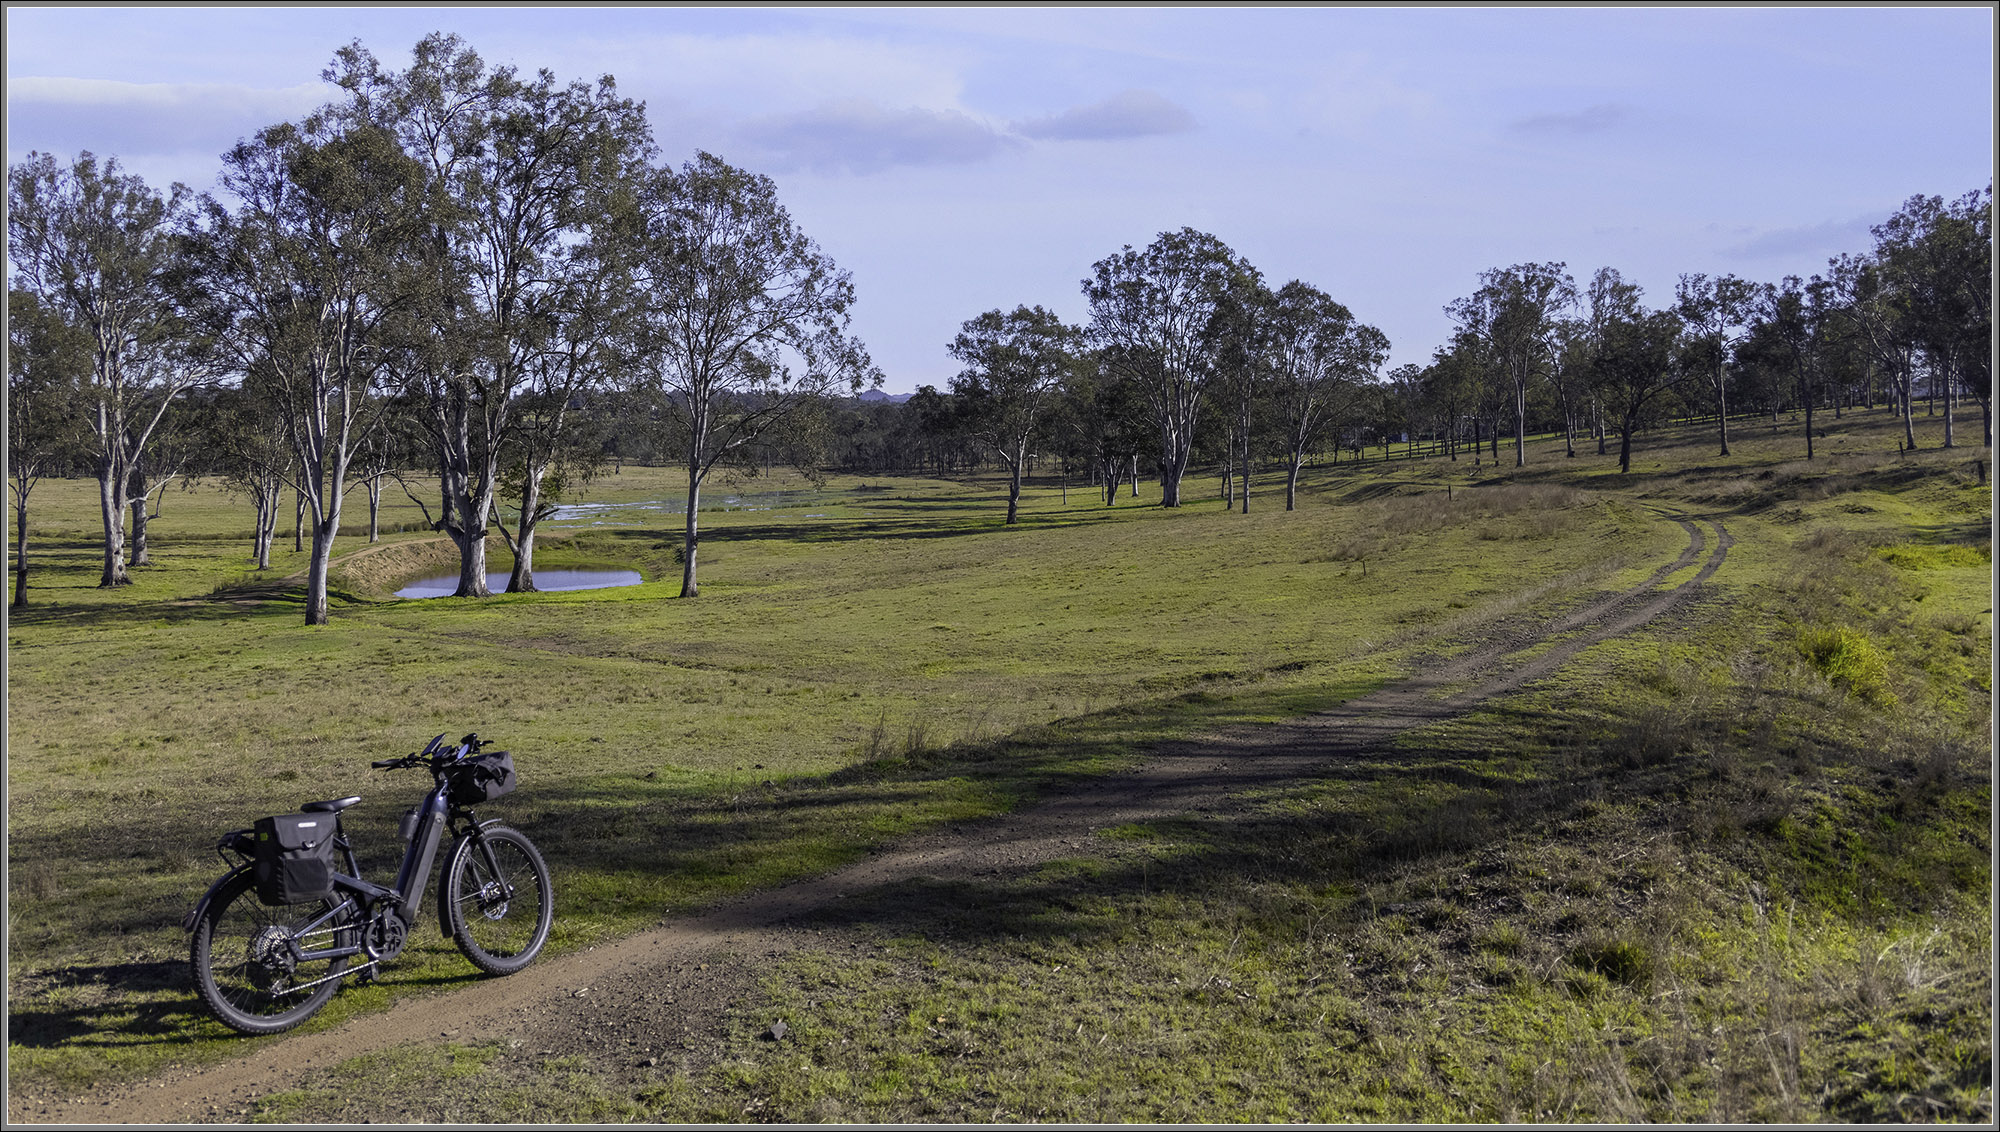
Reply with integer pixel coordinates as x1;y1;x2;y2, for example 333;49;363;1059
858;389;914;404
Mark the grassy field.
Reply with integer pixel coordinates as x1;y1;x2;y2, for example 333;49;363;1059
5;406;1991;1120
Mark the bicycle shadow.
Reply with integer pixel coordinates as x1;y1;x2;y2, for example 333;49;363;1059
5;943;492;1053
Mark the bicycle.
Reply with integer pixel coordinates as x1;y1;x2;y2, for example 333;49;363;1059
184;732;554;1035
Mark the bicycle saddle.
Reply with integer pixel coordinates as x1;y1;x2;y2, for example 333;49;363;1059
301;796;362;813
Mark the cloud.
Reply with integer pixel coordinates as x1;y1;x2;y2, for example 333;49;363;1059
1720;214;1879;260
561;32;974;119
7;77;330;160
1508;102;1630;136
726;88;1196;176
1014;89;1194;141
734;100;1015;175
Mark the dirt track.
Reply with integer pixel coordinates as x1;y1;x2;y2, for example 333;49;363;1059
18;508;1730;1125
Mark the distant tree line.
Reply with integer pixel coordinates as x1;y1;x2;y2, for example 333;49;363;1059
809;229;1395;522
7;29;1990;612
1421;186;1991;475
806;184;1989;525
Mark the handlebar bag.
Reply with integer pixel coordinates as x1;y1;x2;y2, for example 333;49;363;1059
252;813;337;905
447;751;516;807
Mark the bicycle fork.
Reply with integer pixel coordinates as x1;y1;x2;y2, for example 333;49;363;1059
467;830;520;912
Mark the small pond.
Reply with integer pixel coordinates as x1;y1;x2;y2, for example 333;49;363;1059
396;568;643;599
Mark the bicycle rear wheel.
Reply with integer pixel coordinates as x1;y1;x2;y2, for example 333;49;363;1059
190;871;355;1035
442;825;553;975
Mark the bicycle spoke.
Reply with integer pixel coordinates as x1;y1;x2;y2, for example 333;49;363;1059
193;873;353;1034
447;827;551;975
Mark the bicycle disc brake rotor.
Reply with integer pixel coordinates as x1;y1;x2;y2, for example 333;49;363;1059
477;879;510;921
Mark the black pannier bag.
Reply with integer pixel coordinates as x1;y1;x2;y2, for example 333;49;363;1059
252;813;337;905
448;751;516;808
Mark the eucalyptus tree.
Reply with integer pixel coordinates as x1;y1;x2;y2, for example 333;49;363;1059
198;110;429;624
1545;317;1594;458
496;223;639;591
330;34;654;597
353;410;417;543
7;151;219;586
1065;354;1151;505
1586;284;1688;473
1871;186;1992;448
1421;330;1484;462
1822;306;1876;420
1827;254;1920;449
635;151;879;597
902;385;980;477
1033;360;1097;505
1672;272;1759;456
206;374;294;569
1730;314;1794;432
1952;186;1993;447
1083;228;1262;507
7;289;90;606
1210;278;1275;512
1447;262;1576;467
1584;268;1648;456
947;305;1082;524
1384;363;1427;459
124;403;205;567
1757;275;1839;460
1263;280;1387;508
1473;338;1513;464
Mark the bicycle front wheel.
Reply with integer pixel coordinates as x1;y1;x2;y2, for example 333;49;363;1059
190;871;355;1035
442;825;552;975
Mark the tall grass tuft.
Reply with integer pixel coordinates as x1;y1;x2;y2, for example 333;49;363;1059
1796;626;1896;706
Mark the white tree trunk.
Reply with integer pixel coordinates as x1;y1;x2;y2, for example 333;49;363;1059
96;461;130;587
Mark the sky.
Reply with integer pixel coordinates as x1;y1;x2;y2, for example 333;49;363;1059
7;6;1993;393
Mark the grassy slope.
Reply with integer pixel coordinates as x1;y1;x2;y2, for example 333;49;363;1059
5;408;1991;1121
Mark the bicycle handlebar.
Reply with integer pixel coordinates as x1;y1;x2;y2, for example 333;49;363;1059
373;731;489;771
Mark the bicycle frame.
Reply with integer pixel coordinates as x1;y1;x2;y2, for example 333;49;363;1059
188;730;547;1034
183;770;502;974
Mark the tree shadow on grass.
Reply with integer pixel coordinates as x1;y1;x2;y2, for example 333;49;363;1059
782;669;1984;965
4;672;1379;1053
20;657;1951;1066
773;665;1816;953
6;951;502;1059
5;583;384;632
5;960;211;1052
782;722;1608;950
664;508;1143;548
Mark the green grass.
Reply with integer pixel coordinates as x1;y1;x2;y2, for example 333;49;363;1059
5;448;1643;1093
7;405;1992;1120
580;417;1987;1122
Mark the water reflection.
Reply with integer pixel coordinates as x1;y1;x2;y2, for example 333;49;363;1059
396;568;642;599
